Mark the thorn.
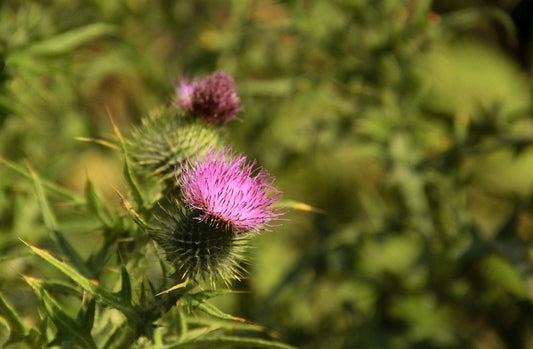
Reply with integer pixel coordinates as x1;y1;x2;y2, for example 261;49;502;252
155;280;189;296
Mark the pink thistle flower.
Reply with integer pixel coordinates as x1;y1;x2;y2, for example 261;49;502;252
179;147;284;234
174;71;242;124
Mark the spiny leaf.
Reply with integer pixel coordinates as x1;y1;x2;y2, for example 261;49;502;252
22;275;98;349
166;335;298;349
20;240;138;320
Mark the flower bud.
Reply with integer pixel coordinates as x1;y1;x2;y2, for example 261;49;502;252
174;71;241;124
130;108;222;183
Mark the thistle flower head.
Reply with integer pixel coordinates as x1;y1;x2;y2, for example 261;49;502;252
174;71;241;124
179;147;284;234
151;198;248;286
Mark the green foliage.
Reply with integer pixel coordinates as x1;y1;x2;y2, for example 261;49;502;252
2;0;533;348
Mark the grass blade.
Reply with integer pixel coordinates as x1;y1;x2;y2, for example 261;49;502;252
0;157;85;205
24;23;117;56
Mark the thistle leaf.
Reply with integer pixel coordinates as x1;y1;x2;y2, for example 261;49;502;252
167;335;298;349
23;275;98;349
20;240;138;320
184;294;258;326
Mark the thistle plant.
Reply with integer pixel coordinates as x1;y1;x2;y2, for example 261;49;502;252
130;72;284;288
0;68;294;349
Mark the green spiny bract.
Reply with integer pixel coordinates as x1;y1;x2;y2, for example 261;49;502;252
149;196;249;287
129;107;223;184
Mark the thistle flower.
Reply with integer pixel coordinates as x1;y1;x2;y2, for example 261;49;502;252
174;71;241;124
151;197;248;286
179;147;284;235
130;108;222;183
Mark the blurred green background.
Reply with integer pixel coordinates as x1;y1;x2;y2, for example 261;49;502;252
2;0;533;348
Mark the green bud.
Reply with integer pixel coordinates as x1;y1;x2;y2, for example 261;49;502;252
129;107;223;184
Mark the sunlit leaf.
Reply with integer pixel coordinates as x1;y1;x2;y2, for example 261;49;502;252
20;240;138;320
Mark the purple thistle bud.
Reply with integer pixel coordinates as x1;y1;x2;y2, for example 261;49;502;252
179;147;284;234
174;71;242;124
